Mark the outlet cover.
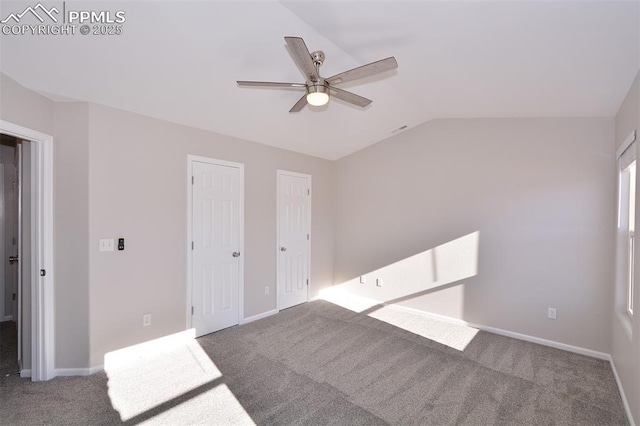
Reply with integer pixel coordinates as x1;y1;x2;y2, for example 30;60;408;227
376;278;383;287
143;313;151;326
360;276;366;284
547;308;557;320
99;239;114;252
265;286;269;295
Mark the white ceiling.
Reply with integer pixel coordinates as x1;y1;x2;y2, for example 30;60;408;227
1;1;639;160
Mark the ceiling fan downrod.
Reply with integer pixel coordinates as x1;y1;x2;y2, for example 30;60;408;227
310;50;325;80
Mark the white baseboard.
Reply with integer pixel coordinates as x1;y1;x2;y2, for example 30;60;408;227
89;365;104;375
318;291;610;360
55;365;103;376
20;369;31;378
241;309;278;325
473;322;610;360
241;297;321;324
4;315;13;321
380;301;611;360
609;357;636;426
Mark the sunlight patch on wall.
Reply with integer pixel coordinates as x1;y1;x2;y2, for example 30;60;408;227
336;231;480;314
104;329;253;424
321;231;480;350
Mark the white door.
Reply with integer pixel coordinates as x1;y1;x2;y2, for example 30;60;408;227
191;160;242;337
277;171;310;310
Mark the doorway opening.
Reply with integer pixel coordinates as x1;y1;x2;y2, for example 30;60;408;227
0;120;54;381
0;134;27;377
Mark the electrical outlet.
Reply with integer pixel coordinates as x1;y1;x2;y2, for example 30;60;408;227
265;286;269;296
360;276;366;284
376;278;383;287
547;308;557;320
143;313;151;326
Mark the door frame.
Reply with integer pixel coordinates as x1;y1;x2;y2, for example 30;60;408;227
0;163;5;321
16;143;22;367
0;120;55;381
276;170;311;311
186;155;244;330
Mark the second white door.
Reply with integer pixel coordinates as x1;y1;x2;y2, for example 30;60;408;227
192;160;242;337
277;171;310;310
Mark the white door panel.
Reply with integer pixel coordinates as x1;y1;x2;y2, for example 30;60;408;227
278;172;310;310
192;161;241;336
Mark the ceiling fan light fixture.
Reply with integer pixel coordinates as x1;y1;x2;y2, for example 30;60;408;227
306;84;329;106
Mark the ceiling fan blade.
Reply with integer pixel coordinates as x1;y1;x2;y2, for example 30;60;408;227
285;36;319;82
289;94;308;112
237;81;306;88
327;57;398;85
330;87;372;108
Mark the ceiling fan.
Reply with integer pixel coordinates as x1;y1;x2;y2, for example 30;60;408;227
237;36;398;112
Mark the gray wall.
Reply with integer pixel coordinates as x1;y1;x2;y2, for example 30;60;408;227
53;103;91;369
87;104;334;366
333;118;615;353
613;69;640;424
0;73;53;135
0;73;92;370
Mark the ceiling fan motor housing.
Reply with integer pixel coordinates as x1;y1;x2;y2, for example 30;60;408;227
306;79;330;106
307;79;329;95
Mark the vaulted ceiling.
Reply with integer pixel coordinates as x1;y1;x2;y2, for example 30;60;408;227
1;1;638;160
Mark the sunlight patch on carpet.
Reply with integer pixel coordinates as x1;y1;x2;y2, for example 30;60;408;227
319;287;381;313
138;383;255;425
367;305;479;351
104;329;253;423
320;288;478;351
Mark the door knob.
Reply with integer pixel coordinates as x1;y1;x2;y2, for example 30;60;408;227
9;256;18;264
232;251;241;258
280;247;287;252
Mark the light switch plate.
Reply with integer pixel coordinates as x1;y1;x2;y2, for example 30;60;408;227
99;239;114;252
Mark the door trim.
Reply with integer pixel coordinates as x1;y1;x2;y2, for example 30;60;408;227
276;170;311;311
0;120;54;381
16;143;22;367
186;155;244;330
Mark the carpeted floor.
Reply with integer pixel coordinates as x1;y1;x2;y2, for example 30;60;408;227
1;320;20;377
0;300;629;425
